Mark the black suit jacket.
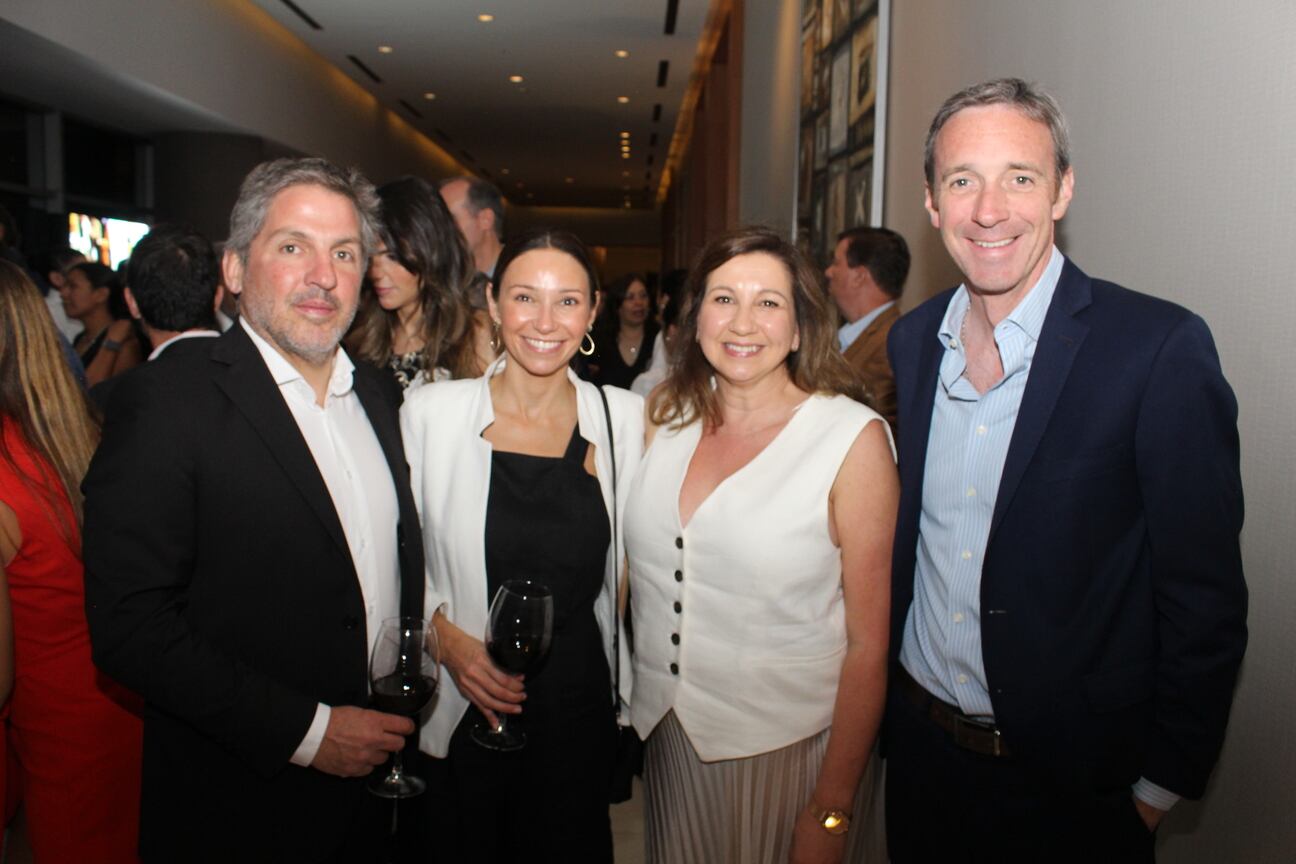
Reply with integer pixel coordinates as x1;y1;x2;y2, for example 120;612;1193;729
886;258;1246;800
84;324;425;862
88;332;220;414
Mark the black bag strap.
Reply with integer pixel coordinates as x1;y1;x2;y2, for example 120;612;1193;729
597;385;622;716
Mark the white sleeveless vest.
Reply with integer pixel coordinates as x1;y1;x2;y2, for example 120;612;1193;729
626;393;888;761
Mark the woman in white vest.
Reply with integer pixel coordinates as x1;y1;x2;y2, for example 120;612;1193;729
401;230;642;861
625;227;897;863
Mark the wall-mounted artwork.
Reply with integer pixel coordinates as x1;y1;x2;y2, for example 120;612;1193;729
797;0;889;266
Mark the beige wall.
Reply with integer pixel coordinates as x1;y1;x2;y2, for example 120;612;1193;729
883;2;1296;860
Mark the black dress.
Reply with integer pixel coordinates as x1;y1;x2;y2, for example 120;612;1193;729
443;425;616;862
589;322;658;389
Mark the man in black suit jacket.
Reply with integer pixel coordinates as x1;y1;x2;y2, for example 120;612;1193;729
84;158;424;862
884;79;1246;862
90;223;222;411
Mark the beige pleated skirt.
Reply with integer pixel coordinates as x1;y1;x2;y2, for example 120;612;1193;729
643;711;886;863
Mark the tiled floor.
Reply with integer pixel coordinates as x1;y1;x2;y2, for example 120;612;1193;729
611;778;646;864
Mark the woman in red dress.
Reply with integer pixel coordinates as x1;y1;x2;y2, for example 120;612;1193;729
0;259;142;862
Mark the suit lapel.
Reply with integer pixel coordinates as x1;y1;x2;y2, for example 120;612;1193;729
210;326;353;566
352;366;425;622
988;259;1092;542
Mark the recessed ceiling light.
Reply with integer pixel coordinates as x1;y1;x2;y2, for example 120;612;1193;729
621;153;630;159
622;171;630;177
564;177;574;184
617;96;630;104
478;13;495;22
378;45;394;54
615;50;629;58
500;168;510;175
509;74;524;83
620;131;630;138
423;92;436;100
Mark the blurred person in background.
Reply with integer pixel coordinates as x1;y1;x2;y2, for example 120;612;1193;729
0;259;142;862
587;273;658;389
349;176;482;389
61;261;143;386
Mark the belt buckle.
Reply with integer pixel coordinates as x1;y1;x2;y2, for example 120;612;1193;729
952;714;1003;757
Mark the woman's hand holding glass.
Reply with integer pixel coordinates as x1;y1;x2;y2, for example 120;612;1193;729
434;610;525;731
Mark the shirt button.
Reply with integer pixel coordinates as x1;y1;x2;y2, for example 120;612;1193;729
675;537;683;549
948;338;958;349
961;550;972;560
673;601;682;614
966;486;976;497
669;662;679;675
976;425;988;436
957;674;969;685
953;612;964;623
670;633;680;645
674;569;683;582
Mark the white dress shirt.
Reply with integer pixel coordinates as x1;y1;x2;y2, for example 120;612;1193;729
240;320;400;766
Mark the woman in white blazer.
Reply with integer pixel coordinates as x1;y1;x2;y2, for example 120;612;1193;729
401;229;642;862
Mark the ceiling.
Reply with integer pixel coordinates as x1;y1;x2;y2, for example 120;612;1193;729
248;0;711;210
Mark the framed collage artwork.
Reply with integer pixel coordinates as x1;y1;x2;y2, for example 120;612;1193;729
796;0;889;268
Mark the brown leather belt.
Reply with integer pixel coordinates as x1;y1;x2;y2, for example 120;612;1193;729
897;666;1011;758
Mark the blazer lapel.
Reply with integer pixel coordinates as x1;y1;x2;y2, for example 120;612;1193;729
988;259;1092;541
351;367;425;620
210;326;354;566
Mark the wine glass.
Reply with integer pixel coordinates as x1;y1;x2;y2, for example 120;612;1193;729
471;579;554;752
368;616;439;798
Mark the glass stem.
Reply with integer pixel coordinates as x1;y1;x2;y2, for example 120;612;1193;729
391;744;405;780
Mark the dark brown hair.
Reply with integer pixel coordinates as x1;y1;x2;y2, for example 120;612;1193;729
349;176;478;380
649;227;865;430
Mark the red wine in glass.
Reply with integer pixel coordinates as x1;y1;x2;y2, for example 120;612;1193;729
472;580;553;751
368;617;439;799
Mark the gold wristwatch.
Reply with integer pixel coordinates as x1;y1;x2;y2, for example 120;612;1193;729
808;797;850;835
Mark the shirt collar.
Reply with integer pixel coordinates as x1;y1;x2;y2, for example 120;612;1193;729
838;300;895;351
938;246;1065;346
148;328;219;362
239;317;354;398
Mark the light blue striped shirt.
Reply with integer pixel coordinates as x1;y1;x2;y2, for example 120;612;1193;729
898;247;1178;811
899;247;1063;717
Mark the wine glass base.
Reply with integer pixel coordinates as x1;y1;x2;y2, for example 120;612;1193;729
368;772;427;799
470;725;527;752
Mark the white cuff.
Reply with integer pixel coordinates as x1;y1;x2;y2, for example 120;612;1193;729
289;703;331;767
1132;777;1180;813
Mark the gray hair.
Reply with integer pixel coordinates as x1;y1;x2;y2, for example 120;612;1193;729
226;157;382;265
924;78;1071;189
439;176;505;241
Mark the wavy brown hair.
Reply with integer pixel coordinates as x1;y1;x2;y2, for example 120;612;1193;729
649;226;865;430
0;260;99;546
349;176;479;380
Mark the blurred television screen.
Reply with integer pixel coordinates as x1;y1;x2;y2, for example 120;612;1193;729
68;212;150;270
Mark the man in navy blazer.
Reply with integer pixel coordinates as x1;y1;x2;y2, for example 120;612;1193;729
884;79;1246;862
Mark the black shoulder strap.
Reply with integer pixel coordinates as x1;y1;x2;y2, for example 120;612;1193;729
598;385;621;714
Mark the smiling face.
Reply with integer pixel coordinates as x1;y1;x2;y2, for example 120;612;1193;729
367;243;421;315
488;248;598;379
618;279;650;328
225;183;364;367
696;251;800;388
925;104;1074;307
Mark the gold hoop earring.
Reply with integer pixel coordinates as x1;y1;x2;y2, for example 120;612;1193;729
489;319;502;353
579;330;596;356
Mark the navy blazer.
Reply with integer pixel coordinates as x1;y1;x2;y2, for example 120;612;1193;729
886;257;1246;800
84;324;424;861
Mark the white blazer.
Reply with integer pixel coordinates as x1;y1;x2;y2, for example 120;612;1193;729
400;357;644;758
